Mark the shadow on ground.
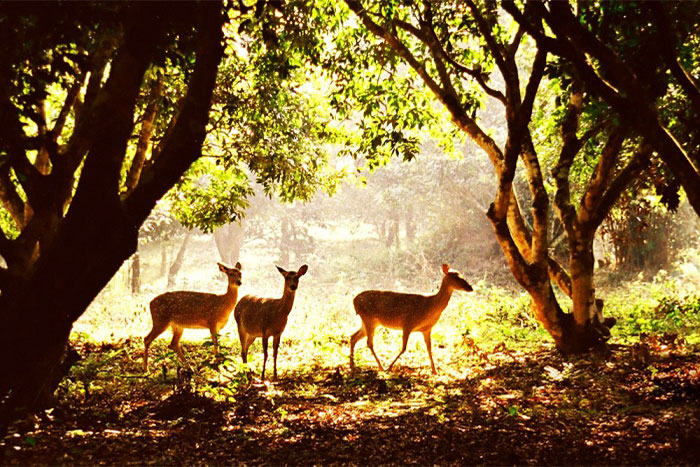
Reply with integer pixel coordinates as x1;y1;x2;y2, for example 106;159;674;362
3;341;700;465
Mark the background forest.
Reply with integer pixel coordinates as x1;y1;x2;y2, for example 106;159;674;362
2;0;700;464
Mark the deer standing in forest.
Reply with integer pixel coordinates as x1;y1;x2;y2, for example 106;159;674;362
234;264;308;380
350;264;473;374
143;262;242;371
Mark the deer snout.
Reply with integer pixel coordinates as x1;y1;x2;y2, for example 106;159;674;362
289;284;298;291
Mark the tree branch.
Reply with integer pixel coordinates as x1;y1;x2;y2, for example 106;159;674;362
393;9;506;103
548;257;572;297
503;1;627;112
123;73;163;197
546;2;643;101
343;0;505;171
577;125;627;227
465;0;517;96
124;1;225;225
591;143;652;228
66;4;165;217
35;74;86;175
649;2;700;118
552;87;584;236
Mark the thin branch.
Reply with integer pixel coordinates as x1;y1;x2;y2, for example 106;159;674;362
503;1;627;112
394;14;506;103
51;75;85;145
487;200;532;283
343;0;505;170
649;2;700;118
34;75;86;175
507;24;525;56
579;120;607;146
519;47;547;130
591;143;652;227
577;125;627;227
465;0;515;93
548;257;572;298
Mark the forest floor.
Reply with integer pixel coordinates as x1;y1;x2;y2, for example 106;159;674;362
2;334;700;465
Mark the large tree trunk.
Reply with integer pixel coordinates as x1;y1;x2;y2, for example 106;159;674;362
0;2;224;429
0;211;138;425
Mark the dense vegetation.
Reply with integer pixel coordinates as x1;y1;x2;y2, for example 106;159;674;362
1;0;700;463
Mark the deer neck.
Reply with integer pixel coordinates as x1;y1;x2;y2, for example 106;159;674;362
222;284;239;308
278;288;297;316
429;279;453;313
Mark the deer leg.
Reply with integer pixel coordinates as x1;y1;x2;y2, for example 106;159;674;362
261;335;269;380
350;324;367;369
422;330;437;375
387;330;410;371
272;334;281;380
169;326;185;360
365;324;384;371
209;327;220;355
239;335;255;380
143;321;169;372
238;328;248;363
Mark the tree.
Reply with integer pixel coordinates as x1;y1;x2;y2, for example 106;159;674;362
326;0;656;353
0;0;340;424
0;2;225;423
503;1;700;217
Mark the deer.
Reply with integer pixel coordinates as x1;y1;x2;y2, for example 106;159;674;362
143;262;242;372
350;263;473;374
234;264;308;380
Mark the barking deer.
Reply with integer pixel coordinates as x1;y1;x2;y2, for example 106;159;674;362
350;264;472;374
143;262;242;371
234;264;308;379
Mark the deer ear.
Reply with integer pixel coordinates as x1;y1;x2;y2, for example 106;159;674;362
218;262;227;273
276;266;287;276
297;264;308;276
442;264;450;275
235;262;242;270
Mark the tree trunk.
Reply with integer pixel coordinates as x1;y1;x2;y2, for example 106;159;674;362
0;209;138;429
167;231;192;289
213;222;244;265
131;252;141;294
160;241;169;277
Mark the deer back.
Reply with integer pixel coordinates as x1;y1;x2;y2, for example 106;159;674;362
150;291;234;328
354;290;437;330
235;295;290;337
